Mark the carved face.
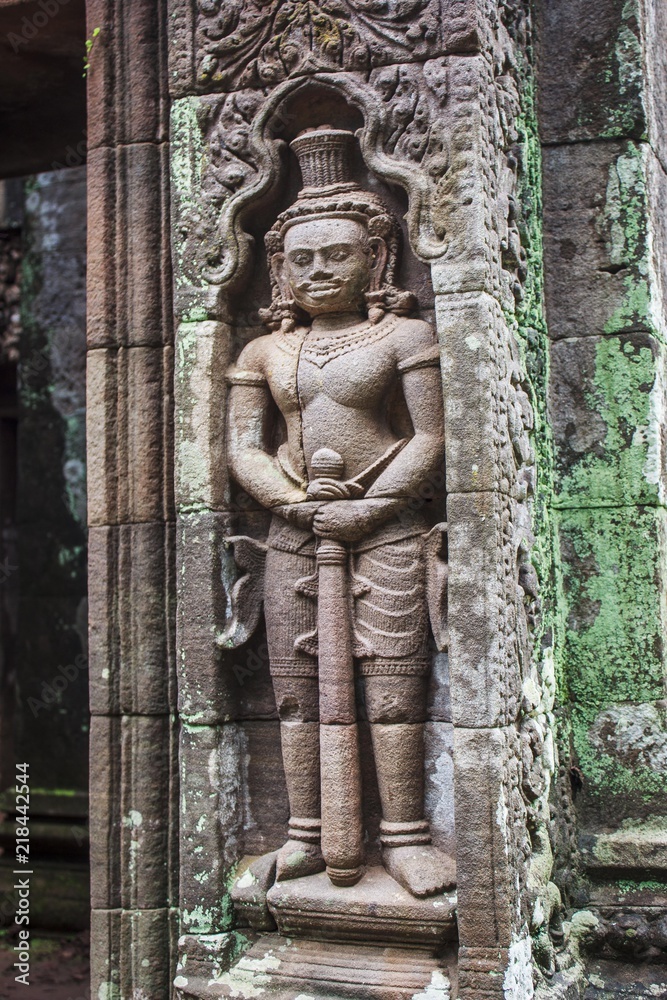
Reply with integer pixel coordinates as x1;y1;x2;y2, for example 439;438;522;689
279;218;378;317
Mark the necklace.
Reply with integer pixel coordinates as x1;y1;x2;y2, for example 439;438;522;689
300;314;398;368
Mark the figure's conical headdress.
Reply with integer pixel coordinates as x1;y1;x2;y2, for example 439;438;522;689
290;127;358;197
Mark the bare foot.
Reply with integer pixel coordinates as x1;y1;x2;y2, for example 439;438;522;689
275;839;326;882
383;844;456;897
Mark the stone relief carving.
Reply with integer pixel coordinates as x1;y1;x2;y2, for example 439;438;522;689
170;0;560;990
171;62;451;314
225;127;454;902
188;0;475;92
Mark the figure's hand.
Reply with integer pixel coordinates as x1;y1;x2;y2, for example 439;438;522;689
273;501;320;530
312;499;401;542
306;478;351;500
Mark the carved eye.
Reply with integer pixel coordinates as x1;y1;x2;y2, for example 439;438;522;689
290;253;312;266
328;249;350;261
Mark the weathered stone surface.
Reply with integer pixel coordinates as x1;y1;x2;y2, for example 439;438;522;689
174;320;233;512
580;817;667;871
177;509;243;723
178;722;244;934
86;1;178;995
537;0;645;144
643;0;667;173
166;0;485;99
447;491;521;729
87;345;174;525
86;143;172;348
424;721;456;860
91;906;177;1000
558;505;667;828
549;333;666;508
88;522;176;716
438;292;501;495
86;0;169;149
89;714;178;911
267;867;456;945
543;141;655;341
453;726;522;951
175;933;454;999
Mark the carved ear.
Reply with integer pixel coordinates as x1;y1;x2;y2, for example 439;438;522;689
368;237;388;291
272;252;289;297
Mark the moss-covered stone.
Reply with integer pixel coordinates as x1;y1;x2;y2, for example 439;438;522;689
558;505;667;825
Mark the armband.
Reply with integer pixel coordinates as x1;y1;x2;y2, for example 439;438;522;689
226;366;268;387
397;344;441;374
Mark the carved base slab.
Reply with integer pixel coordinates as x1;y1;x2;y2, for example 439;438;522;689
175;934;455;999
267;866;457;947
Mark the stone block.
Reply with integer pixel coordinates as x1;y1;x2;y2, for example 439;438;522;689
267;867;456;946
243;721;290;856
537;0;645;144
453;726;518;951
438;291;517;496
89;714;177;910
644;0;667;170
179;722;244;934
87;345;173;525
166;0;484;99
89;522;176;716
447;491;521;728
427;651;451;723
89;715;122;909
87;143;172;349
647;145;667;335
549;333;666;508
543;141;654;341
580;819;667;871
424;721;456;860
175;932;454;1000
91;907;176;1000
86;0;169;149
174;320;233;512
558;504;667;828
177;509;237;723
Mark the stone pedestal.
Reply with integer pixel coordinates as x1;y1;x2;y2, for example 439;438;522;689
187;866;456;999
175;934;454;1000
267;867;456;947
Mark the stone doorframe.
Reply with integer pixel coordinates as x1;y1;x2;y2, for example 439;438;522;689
86;1;554;996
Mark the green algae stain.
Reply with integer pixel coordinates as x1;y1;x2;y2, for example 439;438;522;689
559;504;666;808
598;144;657;338
557;336;658;508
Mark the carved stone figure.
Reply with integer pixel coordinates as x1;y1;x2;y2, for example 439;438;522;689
227;127;454;899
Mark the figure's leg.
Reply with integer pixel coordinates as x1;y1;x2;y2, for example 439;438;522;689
363;671;454;896
355;535;455;896
264;535;324;881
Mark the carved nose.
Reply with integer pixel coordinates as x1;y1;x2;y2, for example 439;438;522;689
310;254;333;278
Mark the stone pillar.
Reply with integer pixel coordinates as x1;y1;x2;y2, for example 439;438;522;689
85;1;178;995
165;1;552;998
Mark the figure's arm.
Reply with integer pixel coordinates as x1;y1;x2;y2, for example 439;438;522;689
365;323;445;500
227;347;307;510
312;322;444;543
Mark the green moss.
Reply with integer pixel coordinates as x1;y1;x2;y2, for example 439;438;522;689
559;505;666;805
512;65;567;714
557;337;659;508
617;878;667;895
